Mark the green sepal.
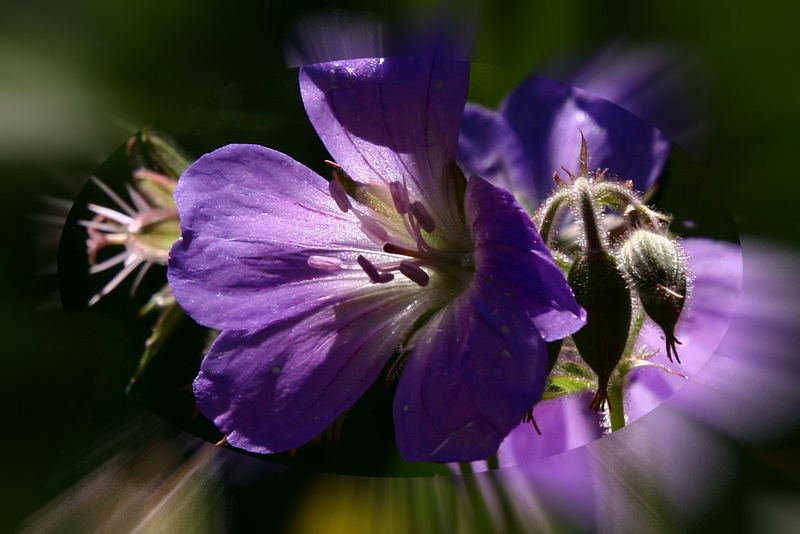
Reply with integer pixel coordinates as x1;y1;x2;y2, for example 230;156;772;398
134;127;191;178
542;375;595;400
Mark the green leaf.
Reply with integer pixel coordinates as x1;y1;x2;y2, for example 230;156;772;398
542;375;595;400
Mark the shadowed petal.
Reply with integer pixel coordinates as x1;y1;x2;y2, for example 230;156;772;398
500;76;670;204
466;176;586;341
457;103;537;212
393;279;550;462
195;283;430;454
168;144;383;331
299;55;469;237
393;178;584;462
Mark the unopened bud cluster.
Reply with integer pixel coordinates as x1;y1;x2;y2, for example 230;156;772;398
535;137;688;411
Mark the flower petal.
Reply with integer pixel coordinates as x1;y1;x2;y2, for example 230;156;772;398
299;55;470;237
457;103;537;212
466;176;586;341
497;392;603;467
500;76;671;203
194;284;430;454
392;278;550;462
168;144;382;331
393;177;585;462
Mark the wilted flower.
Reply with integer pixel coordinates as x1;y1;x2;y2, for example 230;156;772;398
81;170;179;305
167;54;586;462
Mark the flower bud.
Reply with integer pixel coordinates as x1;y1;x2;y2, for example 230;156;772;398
568;251;632;411
620;229;687;363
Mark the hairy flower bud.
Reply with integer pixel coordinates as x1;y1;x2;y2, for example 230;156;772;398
620;229;687;363
568;251;632;411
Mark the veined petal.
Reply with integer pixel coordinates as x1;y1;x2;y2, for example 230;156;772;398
466;176;586;341
500;76;670;203
195;283;431;455
393;275;550;462
299;55;470;238
393;177;585;462
168;144;385;331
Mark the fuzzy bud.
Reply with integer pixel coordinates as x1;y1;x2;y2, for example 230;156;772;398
568;251;632;411
620;229;687;363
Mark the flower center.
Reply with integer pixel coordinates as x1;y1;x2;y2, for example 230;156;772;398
308;175;470;288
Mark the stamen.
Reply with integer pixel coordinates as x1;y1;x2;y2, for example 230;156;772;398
328;179;351;213
126;184;152;213
383;243;426;260
88;255;143;306
79;219;124;233
357;255;394;283
129;260;154;295
90;176;137;217
389;181;410;214
399;261;429;286
88;204;134;226
410;201;435;233
89;250;129;273
307;255;344;271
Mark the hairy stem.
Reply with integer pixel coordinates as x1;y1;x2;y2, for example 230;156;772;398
608;383;626;431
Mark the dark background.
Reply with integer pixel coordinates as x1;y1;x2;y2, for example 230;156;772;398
2;0;798;530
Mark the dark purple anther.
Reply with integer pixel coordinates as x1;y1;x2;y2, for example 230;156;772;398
410;201;435;233
357;254;394;283
399;261;430;286
328;178;351;212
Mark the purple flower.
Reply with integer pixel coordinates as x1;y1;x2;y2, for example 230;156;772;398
458;75;671;211
167;55;586;462
457;73;743;465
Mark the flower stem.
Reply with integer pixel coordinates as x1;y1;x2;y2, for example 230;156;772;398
608;383;626;431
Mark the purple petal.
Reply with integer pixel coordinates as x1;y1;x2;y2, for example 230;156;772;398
666;238;800;439
194;284;430;454
393;280;549;462
457;103;538;211
299;56;470;237
168;144;382;331
497;392;603;467
568;45;706;158
500;76;671;204
392;177;584;462
466;176;586;341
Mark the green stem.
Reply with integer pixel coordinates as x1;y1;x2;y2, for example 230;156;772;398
608;383;626;431
537;190;569;245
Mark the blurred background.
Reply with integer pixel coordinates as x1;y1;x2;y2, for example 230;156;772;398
2;0;799;531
